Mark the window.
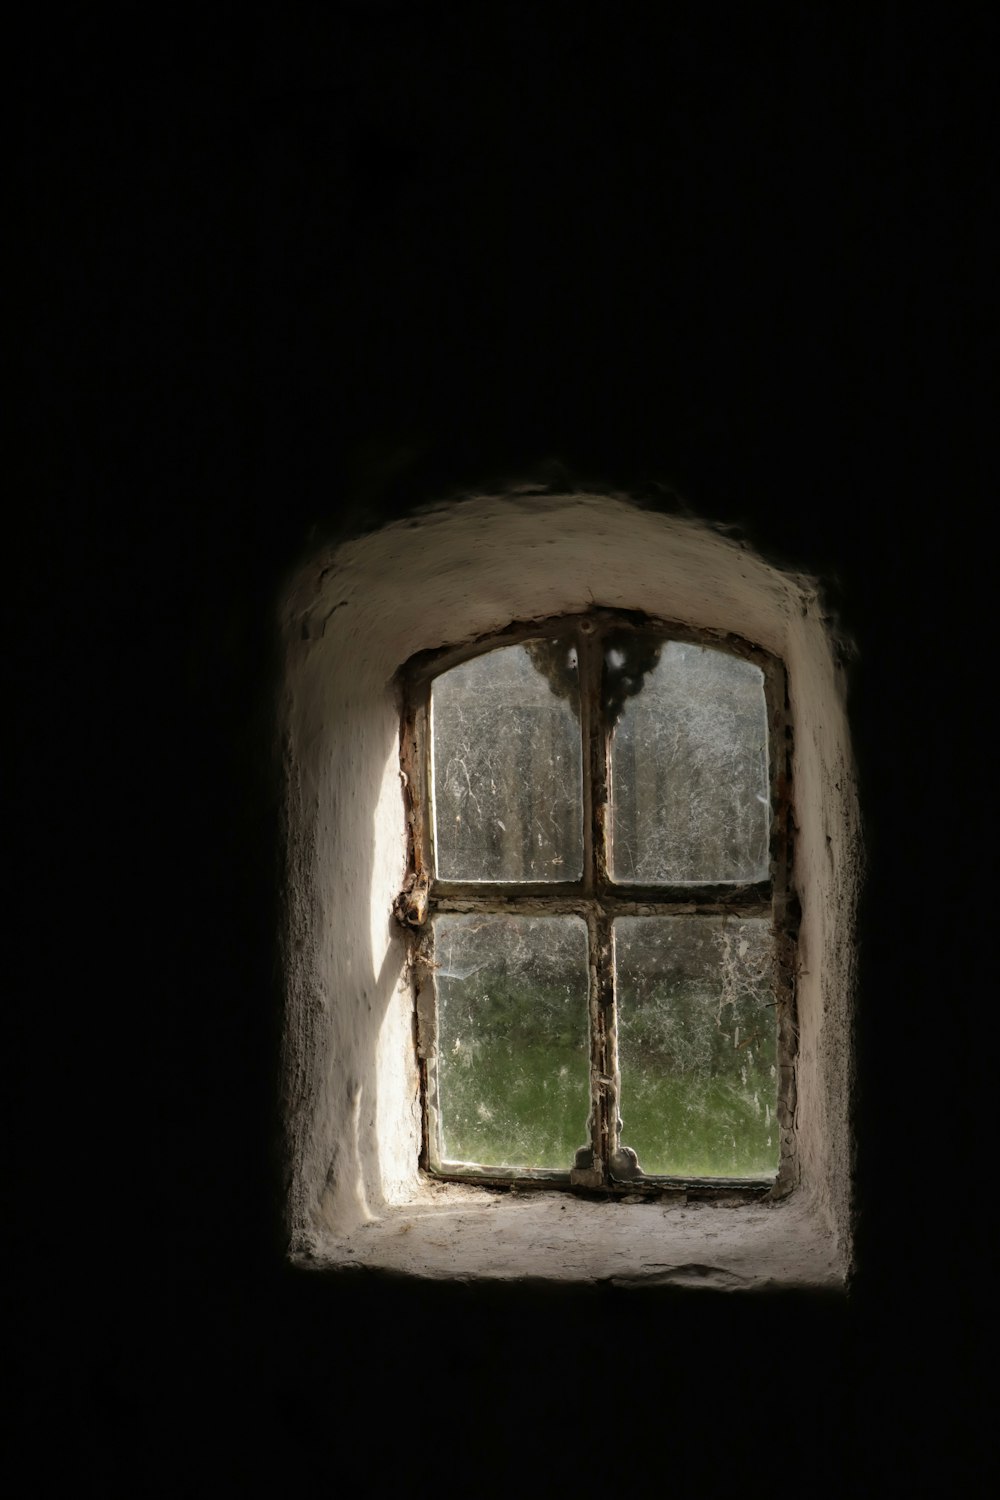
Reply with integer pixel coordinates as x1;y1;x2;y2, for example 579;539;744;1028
396;611;796;1197
280;491;857;1285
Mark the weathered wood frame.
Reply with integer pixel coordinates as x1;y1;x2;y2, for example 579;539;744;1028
395;610;797;1200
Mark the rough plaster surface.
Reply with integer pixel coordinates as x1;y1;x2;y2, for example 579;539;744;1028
279;492;860;1286
297;1183;843;1291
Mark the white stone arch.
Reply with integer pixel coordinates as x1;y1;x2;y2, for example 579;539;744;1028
280;491;860;1287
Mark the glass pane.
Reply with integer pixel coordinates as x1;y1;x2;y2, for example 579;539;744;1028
433;914;590;1170
615;916;778;1178
431;641;584;881
608;638;769;884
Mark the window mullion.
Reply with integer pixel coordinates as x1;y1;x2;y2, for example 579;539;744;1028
578;623;619;1187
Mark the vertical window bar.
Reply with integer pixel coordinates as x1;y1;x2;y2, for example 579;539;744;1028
575;619;618;1185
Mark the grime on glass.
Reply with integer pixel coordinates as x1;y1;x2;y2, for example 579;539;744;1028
396;612;795;1195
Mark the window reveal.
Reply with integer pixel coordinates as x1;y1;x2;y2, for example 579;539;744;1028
396;613;795;1194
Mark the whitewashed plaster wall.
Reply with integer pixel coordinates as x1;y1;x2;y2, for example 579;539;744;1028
279;492;861;1283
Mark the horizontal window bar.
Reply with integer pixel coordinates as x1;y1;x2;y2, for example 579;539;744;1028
431;883;772;910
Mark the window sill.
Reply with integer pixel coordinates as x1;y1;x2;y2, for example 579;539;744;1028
292;1181;846;1292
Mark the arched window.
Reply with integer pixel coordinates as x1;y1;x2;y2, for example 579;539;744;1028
398;614;796;1194
280;492;860;1288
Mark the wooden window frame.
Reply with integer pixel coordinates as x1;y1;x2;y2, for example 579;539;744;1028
395;609;797;1200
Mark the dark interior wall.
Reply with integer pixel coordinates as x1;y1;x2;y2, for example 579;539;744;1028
17;5;993;1492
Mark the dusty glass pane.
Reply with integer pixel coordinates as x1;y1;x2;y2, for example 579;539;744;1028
608;639;769;884
431;641;584;881
433;914;590;1170
615;916;778;1178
